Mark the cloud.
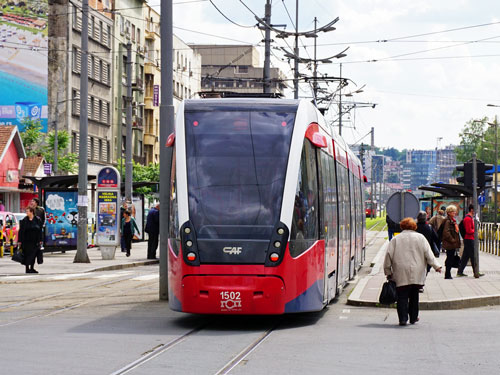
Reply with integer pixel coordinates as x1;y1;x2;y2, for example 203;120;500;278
46;194;65;211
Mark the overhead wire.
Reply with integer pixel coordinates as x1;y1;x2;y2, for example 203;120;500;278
208;0;256;28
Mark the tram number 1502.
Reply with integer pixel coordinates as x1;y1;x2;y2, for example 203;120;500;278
220;291;242;311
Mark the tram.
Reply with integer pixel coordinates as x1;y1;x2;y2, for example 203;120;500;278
167;98;366;314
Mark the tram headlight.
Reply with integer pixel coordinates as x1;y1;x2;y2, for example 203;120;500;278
277;228;285;235
269;252;280;262
187;252;196;261
274;241;281;248
186;240;193;247
184;227;191;234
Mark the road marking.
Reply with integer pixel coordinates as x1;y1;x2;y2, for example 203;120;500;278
342;309;351;314
49;273;88;280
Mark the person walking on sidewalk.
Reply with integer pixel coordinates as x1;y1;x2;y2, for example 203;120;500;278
18;207;42;274
457;204;483;278
441;205;461;280
384;217;442;326
429;206;446;252
121;210;140;257
145;203;160;259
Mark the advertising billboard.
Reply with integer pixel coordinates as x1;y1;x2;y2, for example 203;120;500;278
97;190;119;246
44;190;78;248
0;2;48;131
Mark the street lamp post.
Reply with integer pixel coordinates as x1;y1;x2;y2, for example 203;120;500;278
487;104;500;227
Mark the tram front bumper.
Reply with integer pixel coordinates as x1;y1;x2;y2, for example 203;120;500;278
180;275;286;314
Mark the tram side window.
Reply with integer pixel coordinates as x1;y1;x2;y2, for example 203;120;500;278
290;141;319;257
169;147;180;255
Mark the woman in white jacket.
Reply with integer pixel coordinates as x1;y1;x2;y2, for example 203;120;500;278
384;217;442;326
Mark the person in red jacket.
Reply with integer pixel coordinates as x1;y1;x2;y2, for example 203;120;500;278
457;204;482;278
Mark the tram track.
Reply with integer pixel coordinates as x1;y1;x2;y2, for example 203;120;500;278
107;318;280;375
0;272;152;311
0;277;159;327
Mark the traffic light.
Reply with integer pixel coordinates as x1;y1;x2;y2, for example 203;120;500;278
456;162;473;188
478;162;494;188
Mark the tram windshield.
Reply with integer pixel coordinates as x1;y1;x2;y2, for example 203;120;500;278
185;108;296;240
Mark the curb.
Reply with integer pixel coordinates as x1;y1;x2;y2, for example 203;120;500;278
347;286;500;310
87;259;159;273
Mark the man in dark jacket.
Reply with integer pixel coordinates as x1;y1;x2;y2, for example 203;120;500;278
457;204;483;278
145;203;160;259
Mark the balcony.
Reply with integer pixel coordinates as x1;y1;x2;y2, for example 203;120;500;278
144;96;154;110
144;133;157;146
132;116;143;129
132;76;144;92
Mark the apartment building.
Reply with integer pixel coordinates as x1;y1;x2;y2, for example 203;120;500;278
48;0;114;174
191;45;286;96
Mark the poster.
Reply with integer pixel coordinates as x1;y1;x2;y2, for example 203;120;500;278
0;2;48;131
97;190;119;246
44;190;78;247
432;198;466;221
132;195;143;240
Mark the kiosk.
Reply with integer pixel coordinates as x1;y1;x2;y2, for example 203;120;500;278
96;167;121;259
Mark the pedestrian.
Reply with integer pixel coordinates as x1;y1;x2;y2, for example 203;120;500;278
425;205;432;221
30;198;45;227
18;207;42;274
416;211;440;292
429;206;446;233
386;215;401;241
119;201;128;253
0;199;5;211
441;205;461;280
145;203;160;259
121;209;140;257
383;217;442;326
457;204;484;278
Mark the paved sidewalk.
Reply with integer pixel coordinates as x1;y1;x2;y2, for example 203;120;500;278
348;237;500;310
0;241;158;277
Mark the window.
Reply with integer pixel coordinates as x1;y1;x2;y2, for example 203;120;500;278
99;60;103;82
99;139;103;161
72;46;79;72
72;132;78;153
90;96;95;120
132;24;136;42
169;146;180;254
90;137;94;160
289;140;319;257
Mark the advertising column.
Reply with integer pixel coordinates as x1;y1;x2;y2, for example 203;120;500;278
96;167;120;259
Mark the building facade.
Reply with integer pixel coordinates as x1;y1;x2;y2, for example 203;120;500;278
191;45;286;96
48;0;114;175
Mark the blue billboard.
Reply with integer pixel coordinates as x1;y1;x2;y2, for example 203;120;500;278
44;190;78;248
0;3;48;131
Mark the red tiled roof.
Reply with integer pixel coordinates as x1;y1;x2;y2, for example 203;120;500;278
23;155;45;176
0;125;16;159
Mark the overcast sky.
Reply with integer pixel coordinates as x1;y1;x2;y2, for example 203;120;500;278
149;0;500;151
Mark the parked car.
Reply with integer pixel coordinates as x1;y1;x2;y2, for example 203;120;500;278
0;211;19;250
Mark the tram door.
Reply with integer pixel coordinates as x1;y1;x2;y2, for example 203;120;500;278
319;150;338;301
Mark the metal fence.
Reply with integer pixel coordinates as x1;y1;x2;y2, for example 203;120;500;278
479;222;500;256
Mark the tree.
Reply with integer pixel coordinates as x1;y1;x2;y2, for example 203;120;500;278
19;118;78;173
456;117;488;163
117;159;160;203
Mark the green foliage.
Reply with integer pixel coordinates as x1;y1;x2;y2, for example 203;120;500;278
456;117;489;163
19;119;77;173
117;159;160;201
20;118;43;157
366;215;386;231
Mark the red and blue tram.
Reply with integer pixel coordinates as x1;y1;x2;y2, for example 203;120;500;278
167;99;366;314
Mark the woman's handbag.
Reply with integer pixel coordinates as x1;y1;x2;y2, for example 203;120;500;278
379;280;397;305
12;249;24;264
36;247;44;265
452;251;461;268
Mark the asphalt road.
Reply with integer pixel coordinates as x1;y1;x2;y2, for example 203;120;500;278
1;236;500;374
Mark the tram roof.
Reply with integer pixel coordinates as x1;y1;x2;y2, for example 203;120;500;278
184;98;301;112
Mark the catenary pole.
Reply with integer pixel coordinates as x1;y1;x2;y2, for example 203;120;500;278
75;0;89;263
472;153;479;274
293;0;298;99
370;127;374;219
125;42;133;202
263;0;271;94
159;0;174;300
338;63;342;136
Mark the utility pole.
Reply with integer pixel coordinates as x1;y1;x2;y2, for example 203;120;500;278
493;116;498;228
75;0;89;263
312;17;318;100
293;0;299;99
472;153;479;274
54;93;59;174
159;0;175;300
338;63;342;136
125;42;133;203
263;0;271;94
370;127;374;219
